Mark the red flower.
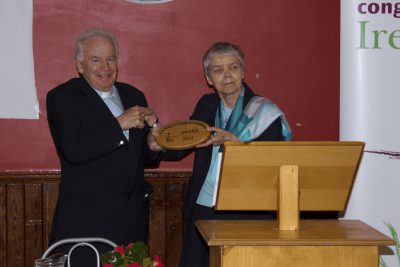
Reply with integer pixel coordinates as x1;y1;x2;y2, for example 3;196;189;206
114;245;125;255
101;242;164;267
153;255;164;267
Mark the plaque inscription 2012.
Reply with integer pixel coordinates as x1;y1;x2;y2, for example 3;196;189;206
155;120;211;150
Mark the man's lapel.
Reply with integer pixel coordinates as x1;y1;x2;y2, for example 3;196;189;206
77;76;115;121
117;84;142;148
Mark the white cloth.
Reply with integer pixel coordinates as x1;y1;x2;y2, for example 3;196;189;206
0;0;38;119
98;86;129;140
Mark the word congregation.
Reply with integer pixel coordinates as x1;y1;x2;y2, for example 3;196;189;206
358;2;400;18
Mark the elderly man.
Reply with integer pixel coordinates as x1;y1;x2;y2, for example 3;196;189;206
46;28;160;265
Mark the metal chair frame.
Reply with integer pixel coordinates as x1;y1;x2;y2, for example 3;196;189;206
41;237;117;267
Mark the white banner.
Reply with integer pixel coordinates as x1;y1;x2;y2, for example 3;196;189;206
341;1;400;265
0;0;38;119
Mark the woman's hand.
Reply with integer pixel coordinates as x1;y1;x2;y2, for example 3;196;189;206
196;127;238;148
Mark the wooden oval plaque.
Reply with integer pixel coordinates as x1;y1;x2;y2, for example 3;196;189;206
155;120;211;150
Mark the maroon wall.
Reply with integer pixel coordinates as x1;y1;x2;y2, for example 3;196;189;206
0;0;340;171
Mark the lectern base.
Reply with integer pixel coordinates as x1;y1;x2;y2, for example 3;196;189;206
210;245;377;267
196;220;394;267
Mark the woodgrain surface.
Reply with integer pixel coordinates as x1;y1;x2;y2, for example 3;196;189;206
215;141;364;211
198;220;394;267
210;245;378;267
0;171;189;267
196;219;394;246
155;120;211;150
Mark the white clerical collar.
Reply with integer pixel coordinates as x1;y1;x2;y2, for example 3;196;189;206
93;85;116;99
99;90;111;99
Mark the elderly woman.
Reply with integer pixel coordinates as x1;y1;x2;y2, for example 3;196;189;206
160;42;291;267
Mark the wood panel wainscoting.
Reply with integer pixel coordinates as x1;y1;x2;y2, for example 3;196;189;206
0;171;190;267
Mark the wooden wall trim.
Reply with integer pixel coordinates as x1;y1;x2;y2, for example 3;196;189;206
0;170;192;182
0;170;190;267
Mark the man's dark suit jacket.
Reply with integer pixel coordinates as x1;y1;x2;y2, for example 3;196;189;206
162;84;283;219
46;76;160;246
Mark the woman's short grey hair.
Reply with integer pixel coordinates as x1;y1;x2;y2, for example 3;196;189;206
203;42;245;77
75;28;119;61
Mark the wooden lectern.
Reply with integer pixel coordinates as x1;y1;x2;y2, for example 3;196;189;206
195;141;395;267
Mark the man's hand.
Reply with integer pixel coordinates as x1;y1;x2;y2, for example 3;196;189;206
117;106;145;130
147;126;164;151
137;107;158;128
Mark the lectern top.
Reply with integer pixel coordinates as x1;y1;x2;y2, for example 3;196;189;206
214;141;365;211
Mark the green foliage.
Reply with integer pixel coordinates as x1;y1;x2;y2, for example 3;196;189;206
380;222;400;267
380;256;389;267
125;241;148;265
142;257;153;267
100;241;163;267
101;250;125;266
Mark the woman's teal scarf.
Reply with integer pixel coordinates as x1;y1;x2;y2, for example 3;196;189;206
216;89;292;141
